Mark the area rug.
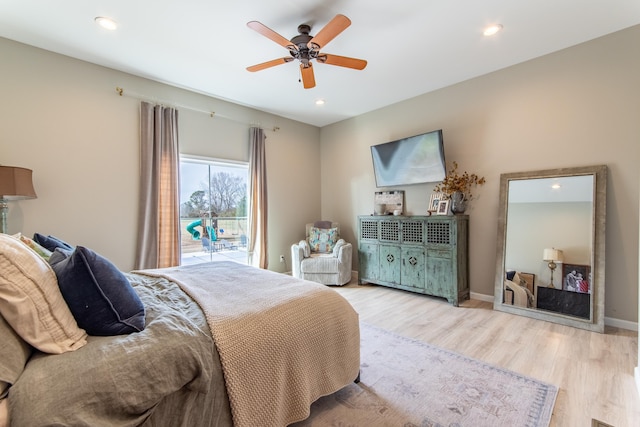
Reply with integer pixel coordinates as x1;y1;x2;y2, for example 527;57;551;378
293;322;558;427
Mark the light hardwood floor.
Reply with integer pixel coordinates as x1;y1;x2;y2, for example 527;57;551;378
332;281;640;427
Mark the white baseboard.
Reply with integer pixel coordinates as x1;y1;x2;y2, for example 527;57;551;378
470;292;638;331
604;316;638;331
470;292;494;303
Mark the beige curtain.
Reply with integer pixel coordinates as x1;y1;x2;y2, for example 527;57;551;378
247;127;268;269
134;101;181;269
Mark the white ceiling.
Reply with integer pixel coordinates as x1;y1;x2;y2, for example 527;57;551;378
509;175;593;204
2;1;640;127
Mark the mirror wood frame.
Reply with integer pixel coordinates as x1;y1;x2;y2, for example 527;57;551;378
493;165;607;333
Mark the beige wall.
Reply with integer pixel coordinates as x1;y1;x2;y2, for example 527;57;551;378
0;37;321;273
320;25;640;324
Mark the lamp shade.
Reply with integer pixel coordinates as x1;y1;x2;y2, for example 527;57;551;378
543;248;563;262
0;166;37;200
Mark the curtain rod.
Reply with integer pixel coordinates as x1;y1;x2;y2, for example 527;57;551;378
115;86;280;132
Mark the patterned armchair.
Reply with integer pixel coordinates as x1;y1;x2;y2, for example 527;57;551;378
291;221;352;286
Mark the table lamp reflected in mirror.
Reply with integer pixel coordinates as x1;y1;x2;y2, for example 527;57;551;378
543;248;563;288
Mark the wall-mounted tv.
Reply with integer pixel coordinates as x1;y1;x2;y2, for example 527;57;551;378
370;129;446;187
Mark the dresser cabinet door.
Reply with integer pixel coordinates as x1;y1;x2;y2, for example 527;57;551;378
358;242;379;282
426;249;453;299
378;244;401;285
401;246;426;289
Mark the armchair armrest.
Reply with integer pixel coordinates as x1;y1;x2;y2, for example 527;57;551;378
291;241;307;278
333;240;352;264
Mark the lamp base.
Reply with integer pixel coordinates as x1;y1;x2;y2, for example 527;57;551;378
1;199;8;234
547;260;557;288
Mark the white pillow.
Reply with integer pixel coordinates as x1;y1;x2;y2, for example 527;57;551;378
0;234;87;354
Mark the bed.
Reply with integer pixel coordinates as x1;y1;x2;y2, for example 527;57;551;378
0;233;360;427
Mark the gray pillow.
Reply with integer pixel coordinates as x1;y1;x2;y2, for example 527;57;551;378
313;220;333;229
0;313;32;399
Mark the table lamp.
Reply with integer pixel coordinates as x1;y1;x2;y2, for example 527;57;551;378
0;166;37;234
543;248;563;288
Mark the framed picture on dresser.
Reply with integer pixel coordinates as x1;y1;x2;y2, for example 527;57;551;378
436;200;450;215
562;264;590;293
428;192;444;212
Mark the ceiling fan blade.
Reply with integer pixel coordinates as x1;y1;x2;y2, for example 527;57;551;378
300;63;316;89
247;21;298;52
307;14;351;50
317;53;367;70
247;57;294;72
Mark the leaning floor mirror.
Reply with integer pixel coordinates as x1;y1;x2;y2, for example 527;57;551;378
493;165;607;333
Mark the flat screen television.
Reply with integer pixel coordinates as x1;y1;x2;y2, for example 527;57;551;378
370;129;446;187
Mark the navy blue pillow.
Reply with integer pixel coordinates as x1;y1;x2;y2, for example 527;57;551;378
506;270;516;281
49;247;146;336
33;233;74;252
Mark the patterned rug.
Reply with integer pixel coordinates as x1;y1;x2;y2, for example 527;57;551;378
293;322;557;427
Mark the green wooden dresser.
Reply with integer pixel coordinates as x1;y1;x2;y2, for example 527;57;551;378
357;215;469;306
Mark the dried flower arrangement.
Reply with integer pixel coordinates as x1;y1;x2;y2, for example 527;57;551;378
434;161;486;201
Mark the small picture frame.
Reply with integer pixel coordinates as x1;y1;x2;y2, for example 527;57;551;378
436;200;450;215
428;192;444;212
562;264;591;293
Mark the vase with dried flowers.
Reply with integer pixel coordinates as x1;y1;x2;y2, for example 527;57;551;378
434;161;486;214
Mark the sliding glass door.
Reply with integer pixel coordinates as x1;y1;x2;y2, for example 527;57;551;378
180;156;248;265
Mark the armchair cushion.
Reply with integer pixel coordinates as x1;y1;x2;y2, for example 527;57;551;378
308;227;339;253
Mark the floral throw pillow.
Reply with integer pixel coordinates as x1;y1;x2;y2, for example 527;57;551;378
12;233;53;261
308;227;339;253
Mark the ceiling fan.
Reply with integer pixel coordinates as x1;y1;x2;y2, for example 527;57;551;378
246;14;367;89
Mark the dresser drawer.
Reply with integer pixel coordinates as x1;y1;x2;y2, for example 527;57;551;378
427;248;452;259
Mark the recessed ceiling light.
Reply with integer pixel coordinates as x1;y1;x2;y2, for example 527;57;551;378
483;24;503;37
551;183;561;189
95;16;118;31
315;99;325;106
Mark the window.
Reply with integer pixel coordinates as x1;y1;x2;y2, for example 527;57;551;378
180;156;248;265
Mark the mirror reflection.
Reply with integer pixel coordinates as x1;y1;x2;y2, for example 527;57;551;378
505;175;593;317
494;165;606;333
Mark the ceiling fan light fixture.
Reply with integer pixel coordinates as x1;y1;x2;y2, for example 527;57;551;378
483;24;503;36
95;16;118;31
